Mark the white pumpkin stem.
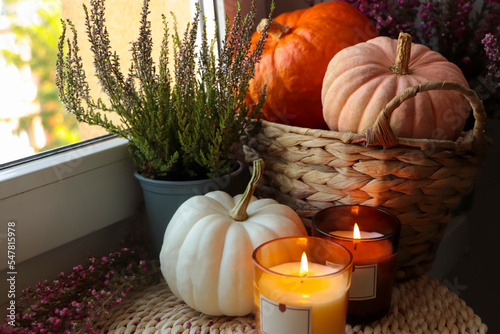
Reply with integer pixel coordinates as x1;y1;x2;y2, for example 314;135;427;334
228;159;265;221
390;32;413;75
258;19;290;41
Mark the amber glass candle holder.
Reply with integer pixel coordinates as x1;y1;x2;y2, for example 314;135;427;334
252;236;353;334
312;205;401;324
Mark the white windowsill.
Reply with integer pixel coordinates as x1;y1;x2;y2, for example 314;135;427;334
1;137;128;198
0;137;144;272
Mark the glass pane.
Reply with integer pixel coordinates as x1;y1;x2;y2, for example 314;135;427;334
0;0;96;164
0;0;232;166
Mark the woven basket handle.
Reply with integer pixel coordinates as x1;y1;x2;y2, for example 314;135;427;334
364;81;488;152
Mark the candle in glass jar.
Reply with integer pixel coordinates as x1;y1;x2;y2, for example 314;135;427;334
312;206;401;324
330;224;394;302
253;237;352;334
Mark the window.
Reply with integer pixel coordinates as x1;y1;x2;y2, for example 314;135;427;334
0;0;277;166
0;0;210;165
0;0;88;164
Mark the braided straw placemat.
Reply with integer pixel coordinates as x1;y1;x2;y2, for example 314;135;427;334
243;81;492;280
96;275;488;333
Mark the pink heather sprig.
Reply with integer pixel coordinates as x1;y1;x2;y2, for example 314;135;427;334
418;0;478;65
418;0;499;111
1;243;160;333
343;0;419;38
483;32;500;82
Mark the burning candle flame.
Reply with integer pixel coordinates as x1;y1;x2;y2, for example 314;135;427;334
353;223;361;239
299;252;308;276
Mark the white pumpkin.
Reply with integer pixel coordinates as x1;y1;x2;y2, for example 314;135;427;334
159;160;307;316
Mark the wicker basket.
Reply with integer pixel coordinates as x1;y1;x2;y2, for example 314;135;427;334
243;81;491;280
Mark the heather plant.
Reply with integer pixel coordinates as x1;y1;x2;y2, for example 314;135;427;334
0;242;161;333
56;0;270;180
415;0;499;113
308;0;500;117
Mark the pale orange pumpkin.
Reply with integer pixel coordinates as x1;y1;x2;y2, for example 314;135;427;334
321;33;470;140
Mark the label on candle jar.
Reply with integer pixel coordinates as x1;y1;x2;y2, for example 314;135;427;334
260;295;312;334
350;264;377;300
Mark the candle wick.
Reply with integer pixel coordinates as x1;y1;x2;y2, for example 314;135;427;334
354;242;358;251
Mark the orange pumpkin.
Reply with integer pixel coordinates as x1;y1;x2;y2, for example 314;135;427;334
322;33;470;140
246;1;378;129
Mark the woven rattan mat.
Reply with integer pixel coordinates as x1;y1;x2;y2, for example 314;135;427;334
96;275;488;333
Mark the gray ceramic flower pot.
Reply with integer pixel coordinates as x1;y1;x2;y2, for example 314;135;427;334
134;161;250;255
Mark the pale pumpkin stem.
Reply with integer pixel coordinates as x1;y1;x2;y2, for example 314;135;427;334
258;19;290;41
228;159;265;221
390;32;413;75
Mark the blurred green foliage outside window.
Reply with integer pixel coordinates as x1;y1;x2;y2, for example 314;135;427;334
0;0;81;164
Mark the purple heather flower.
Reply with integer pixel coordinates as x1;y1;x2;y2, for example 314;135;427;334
9;227;165;332
483;33;500;79
59;307;70;317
